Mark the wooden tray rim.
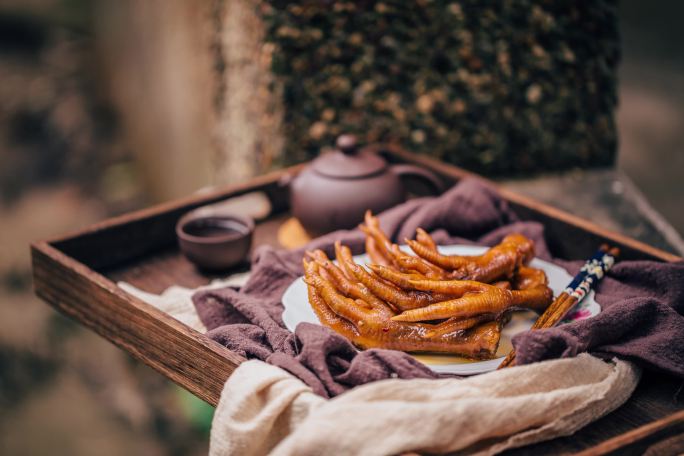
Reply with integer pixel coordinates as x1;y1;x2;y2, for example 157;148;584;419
30;147;683;454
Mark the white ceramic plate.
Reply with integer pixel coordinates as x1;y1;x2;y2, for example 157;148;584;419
282;245;600;375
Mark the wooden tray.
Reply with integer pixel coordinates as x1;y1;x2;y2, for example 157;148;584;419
31;147;683;455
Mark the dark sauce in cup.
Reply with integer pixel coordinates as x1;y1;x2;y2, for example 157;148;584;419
177;213;254;270
182;218;250;239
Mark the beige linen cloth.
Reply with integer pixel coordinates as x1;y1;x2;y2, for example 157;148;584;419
120;281;640;456
211;356;638;456
118;272;251;333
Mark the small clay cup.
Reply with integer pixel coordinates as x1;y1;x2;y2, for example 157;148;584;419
176;210;254;270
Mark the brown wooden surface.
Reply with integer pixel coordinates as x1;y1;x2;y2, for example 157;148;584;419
505;370;683;455
49;165;302;270
106;214;287;294
31;241;244;406
382;144;681;263
31;147;683;454
573;409;684;456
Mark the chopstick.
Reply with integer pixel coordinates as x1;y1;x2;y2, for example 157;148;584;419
498;244;620;369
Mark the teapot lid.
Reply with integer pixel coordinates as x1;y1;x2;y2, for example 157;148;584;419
312;134;386;178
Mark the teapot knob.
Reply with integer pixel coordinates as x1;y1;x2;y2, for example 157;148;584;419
336;134;358;155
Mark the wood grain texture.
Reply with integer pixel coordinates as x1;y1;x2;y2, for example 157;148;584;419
32;241;243;406
30;146;683;453
50;164;303;270
107;214;287;294
573;409;684;456
504;370;684;455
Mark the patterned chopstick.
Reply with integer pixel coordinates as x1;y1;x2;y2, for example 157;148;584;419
498;245;619;369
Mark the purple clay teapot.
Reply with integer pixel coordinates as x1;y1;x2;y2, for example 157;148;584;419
289;134;443;236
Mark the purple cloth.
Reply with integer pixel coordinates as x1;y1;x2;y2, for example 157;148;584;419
514;260;684;377
193;179;684;397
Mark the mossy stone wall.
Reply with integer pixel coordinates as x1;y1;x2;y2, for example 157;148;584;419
262;0;619;175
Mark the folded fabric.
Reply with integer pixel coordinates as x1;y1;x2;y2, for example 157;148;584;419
209;355;640;456
514;260;684;377
193;179;684;397
117;272;250;333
